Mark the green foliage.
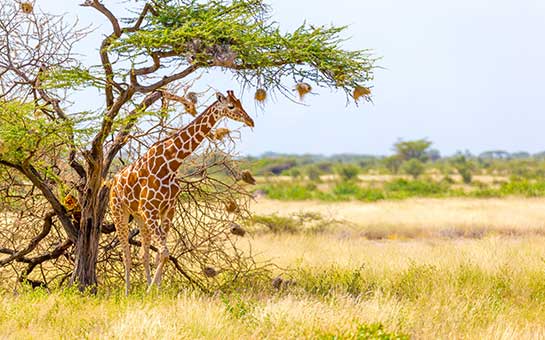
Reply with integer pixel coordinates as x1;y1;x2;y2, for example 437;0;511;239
333;181;361;198
221;294;256;320
306;166;322;182
113;0;375;95
334;164;361;181
383;155;402;174
39;67;105;90
260;182;316;200
288;168;301;179
393;139;432;162
384;179;448;197
318;322;408;340
0;101;73;164
401;159;425;179
451;155;474;184
354;323;409;340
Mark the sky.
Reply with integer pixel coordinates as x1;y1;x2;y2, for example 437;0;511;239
38;0;545;156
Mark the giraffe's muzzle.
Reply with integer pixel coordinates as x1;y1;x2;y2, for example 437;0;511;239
245;117;255;128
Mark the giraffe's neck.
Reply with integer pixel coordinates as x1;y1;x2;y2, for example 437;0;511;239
157;103;220;173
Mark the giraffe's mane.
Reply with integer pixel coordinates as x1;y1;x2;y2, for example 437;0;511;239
147;99;219;149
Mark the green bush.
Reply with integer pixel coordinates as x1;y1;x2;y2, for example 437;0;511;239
401;159;425;179
385;179;448;197
333;181;361;197
334;164;361;181
306;166;322;182
355;188;386;202
261;182;315;200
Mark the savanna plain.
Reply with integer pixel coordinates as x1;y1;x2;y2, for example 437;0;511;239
2;193;545;339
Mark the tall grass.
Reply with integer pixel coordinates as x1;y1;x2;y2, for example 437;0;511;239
2;198;545;339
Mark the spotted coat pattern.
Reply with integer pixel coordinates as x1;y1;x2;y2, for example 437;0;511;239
109;91;254;294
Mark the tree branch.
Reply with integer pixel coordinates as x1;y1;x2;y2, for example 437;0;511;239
81;1;122;109
18;239;73;287
7;160;80;242
103;90;163;175
134;64;198;93
0;211;55;266
80;0;121;36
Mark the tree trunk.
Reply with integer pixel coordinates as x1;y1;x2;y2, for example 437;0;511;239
72;213;101;293
71;178;110;293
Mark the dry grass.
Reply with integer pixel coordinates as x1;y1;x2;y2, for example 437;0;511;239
2;197;545;339
252;197;545;238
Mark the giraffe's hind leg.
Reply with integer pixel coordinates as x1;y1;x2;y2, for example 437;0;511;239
111;207;131;295
142;209;169;292
153;206;176;286
134;215;151;286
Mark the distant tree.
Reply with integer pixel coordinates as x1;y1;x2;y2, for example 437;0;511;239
335;164;361;181
306;166;322;182
288;168;301;179
451;155;474;184
401;159;425;179
393;139;433;162
511;152;531;159
384;155;402;174
479;150;510;160
427;149;441;162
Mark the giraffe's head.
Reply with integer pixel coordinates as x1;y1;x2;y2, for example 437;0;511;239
214;90;254;127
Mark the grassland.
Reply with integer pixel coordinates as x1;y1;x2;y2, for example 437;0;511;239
2;198;545;339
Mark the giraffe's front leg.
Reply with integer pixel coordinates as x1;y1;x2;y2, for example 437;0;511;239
134;215;151;286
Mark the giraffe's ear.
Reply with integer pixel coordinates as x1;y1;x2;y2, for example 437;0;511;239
216;92;227;103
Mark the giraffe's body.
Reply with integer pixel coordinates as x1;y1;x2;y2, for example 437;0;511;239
109;91;253;294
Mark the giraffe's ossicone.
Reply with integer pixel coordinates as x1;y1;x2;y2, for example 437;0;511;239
109;90;254;294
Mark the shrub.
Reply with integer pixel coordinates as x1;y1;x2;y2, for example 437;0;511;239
333;181;361;197
385;179;448;197
401;159;425;179
260;182;315;200
306;166;322;182
334;164;361;181
451;155;474;184
355;188;386;202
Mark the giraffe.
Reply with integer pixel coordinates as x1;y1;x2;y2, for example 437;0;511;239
109;90;254;294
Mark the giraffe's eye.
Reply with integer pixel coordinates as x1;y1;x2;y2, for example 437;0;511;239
228;104;235;109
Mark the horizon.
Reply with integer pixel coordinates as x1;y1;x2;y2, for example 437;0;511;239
247;147;545;158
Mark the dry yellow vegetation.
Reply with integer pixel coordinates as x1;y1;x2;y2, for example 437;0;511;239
2;197;545;339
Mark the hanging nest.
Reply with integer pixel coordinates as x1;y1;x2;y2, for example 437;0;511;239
203;266;218;278
230;223;246;237
353;86;371;102
295;82;312;100
225;200;239;213
186;92;198;104
254;88;267;103
183;102;197;116
240;170;256;185
63;193;80;212
33;109;44;119
210;128;230;141
20;2;33;14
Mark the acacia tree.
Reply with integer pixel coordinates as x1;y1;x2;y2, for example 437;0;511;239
0;0;375;291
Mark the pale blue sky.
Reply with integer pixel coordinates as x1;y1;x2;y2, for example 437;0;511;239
40;0;545;156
